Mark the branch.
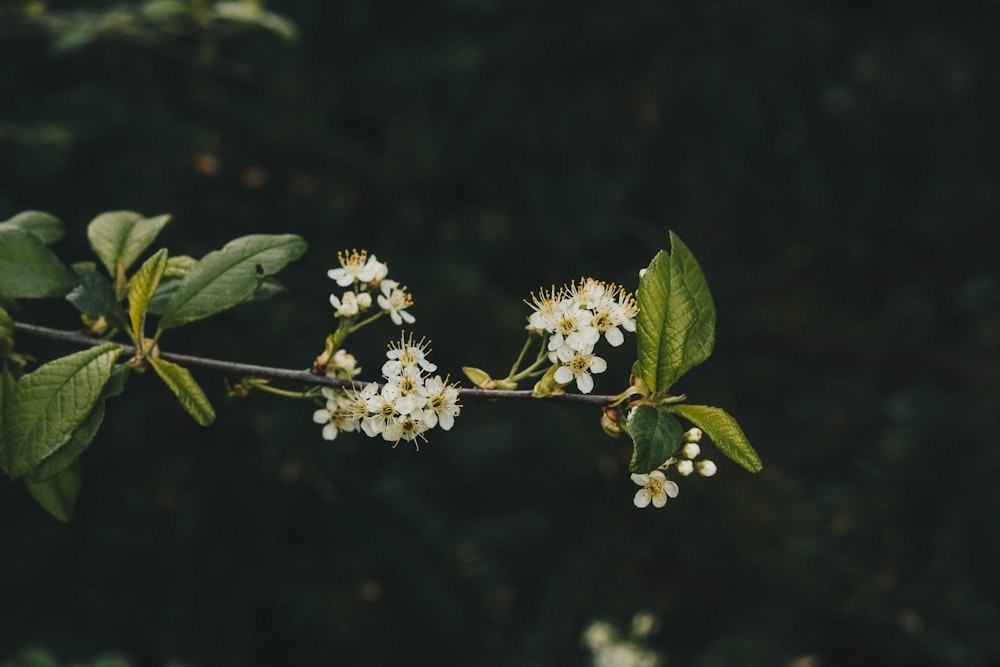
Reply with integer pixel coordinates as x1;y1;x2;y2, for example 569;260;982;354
13;322;618;408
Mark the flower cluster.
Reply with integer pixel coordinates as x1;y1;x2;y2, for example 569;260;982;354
526;278;638;393
312;334;461;448
327;249;414;325
631;428;715;509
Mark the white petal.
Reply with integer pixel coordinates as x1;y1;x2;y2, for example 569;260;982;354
553;365;573;384
605;327;624;347
663;480;679;498
652;492;668;508
630;473;649;485
313;409;330;424
389;311;403;325
401;310;415;324
576;372;594;394
633;489;651;508
588;356;608;373
336;274;355;287
329;294;342;308
438;411;454;430
322;424;338;440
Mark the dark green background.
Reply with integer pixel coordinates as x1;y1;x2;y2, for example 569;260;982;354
2;1;998;665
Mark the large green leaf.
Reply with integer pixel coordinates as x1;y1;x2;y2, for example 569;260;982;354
65;262;129;331
26;401;105;482
5;343;122;479
626;404;683;474
87;211;171;277
24;460;82;522
127;248;168;340
670;404;762;473
149;357;216;426
636;232;716;394
0;210;64;244
0;227;75;299
157;234;306;330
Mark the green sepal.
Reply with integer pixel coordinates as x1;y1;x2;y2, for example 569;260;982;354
87;210;171;278
149;357;216;426
0;227;75;300
65;262;129;332
4;343;123;479
669;403;762;473
127;248;168;341
157;234;306;331
636;232;716;394
24;460;82;522
626;404;683;474
0;210;64;244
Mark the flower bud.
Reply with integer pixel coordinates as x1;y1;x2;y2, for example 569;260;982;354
676;459;694;476
697;460;717;477
683;427;703;442
681;442;701;459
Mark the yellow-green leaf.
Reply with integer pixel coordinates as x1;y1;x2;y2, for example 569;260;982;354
127;248;168;341
149;357;215;426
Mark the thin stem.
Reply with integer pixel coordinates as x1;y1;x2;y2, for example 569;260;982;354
246;382;318;399
13;322;623;408
348;310;384;333
507;335;535;378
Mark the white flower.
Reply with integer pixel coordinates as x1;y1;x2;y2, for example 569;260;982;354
328;250;387;287
631;470;679;508
383;411;430;448
383;334;437;376
377;279;415;325
385;366;428;415
327;349;361;379
312;388;360;440
420;375;461;430
330;290;365;317
362;383;403;437
525;286;564;333
697;460;717;477
553;346;607;394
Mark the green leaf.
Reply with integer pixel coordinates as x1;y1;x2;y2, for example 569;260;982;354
149;357;215;426
127;248;168;339
26;401;105;482
157;234;306;330
87;211;171;277
0;228;75;300
626;404;683;474
24;460;82;522
0;305;13;343
636;232;716;394
670;404;762;473
65;262;129;331
5;343;122;479
212;1;299;40
0;210;64;244
0;365;15;477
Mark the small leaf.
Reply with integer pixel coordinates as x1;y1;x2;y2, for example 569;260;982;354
212;1;299;40
0;305;13;343
24;460;82;522
87;211;171;277
27;401;105;482
462;366;493;388
0;210;64;244
163;254;198;279
149;357;215;426
5;343;122;479
636;232;716;394
158;234;306;331
0;228;75;299
65;262;128;331
670;404;762;473
626;404;683;474
127;248;168;340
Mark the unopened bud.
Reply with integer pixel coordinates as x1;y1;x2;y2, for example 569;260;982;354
681;442;701;459
683;427;702;443
697;460;717;477
676;459;694;476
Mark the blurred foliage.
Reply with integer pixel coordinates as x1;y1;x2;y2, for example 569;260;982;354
2;0;999;665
